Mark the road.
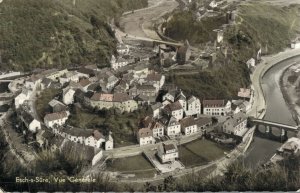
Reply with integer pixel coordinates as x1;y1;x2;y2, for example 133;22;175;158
248;48;300;119
119;0;178;40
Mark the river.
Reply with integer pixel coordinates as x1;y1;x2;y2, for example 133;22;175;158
244;56;300;166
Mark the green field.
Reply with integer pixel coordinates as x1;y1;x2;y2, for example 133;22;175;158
179;139;232;168
106;154;157;178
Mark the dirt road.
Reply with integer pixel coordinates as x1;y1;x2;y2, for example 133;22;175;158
119;0;178;40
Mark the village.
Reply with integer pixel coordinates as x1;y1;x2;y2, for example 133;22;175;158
1;0;300;182
0;25;258;178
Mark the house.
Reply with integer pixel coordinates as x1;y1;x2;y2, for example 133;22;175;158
44;111;69;128
175;91;187;112
176;40;191;65
113;93;138;112
15;89;31;109
160;116;181;137
186;96;201;116
105;132;114;150
238;88;252;100
111;55;129;70
157;143;178;163
277;137;300;157
89;93;137;112
151;102;163;118
142;116;165;138
20;111;41;133
162;90;176;103
232;100;251;114
145;73;165;91
41;78;53;90
163;101;184;121
291;39;300;49
59;71;89;85
25;74;42;90
78;78;91;92
89;93;114;110
132;63;149;79
137;127;155;146
246;58;256;68
48;99;67;113
117;43;130;55
114;80;129;93
203;100;231;116
222;112;248;139
77;67;96;77
180;116;199;135
62;87;76;105
129;84;157;103
195;117;212;132
85;130;106;148
45;69;68;80
97;70;119;92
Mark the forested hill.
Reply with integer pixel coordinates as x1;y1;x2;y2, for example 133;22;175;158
0;0;147;71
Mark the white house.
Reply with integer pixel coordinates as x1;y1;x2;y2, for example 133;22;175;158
203;100;231;116
186;96;201;116
59;71;89;85
20;112;41;133
175;91;187;112
246;58;256;68
145;73;165;91
85;130;105;148
105;133;114;150
62;87;76;105
162;90;176;103
180;116;199;135
162;116;181;137
151;102;163;118
157;143;178;163
117;44;130;55
137;127;155;146
111;55;129;70
15;89;31;109
44;111;69;128
25;74;42;91
291;40;300;49
222;112;248;138
163;101;184;121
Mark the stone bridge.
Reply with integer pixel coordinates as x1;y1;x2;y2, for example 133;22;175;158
248;117;299;138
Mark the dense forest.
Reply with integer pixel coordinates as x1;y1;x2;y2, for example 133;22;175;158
0;0;147;71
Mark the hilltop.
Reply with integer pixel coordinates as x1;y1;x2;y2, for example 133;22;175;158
0;0;147;71
163;1;300;99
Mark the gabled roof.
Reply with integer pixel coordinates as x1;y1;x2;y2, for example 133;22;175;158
164;101;182;112
79;78;91;87
180;116;197;128
138;127;153;138
49;99;65;108
44;111;68;122
90;93;113;102
151;102;163;111
146;73;162;82
93;130;105;140
195;117;212;127
113;93;131;102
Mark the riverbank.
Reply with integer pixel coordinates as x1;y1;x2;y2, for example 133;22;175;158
280;62;300;125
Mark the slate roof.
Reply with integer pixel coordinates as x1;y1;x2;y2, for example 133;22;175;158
203;100;225;107
138;127;153;138
180;116;197;128
44;111;68;122
164;101;182;112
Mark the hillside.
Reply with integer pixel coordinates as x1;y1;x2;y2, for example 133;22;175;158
163;2;300;99
0;0;147;71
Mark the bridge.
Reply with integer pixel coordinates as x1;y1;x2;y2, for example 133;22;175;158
248;117;299;139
